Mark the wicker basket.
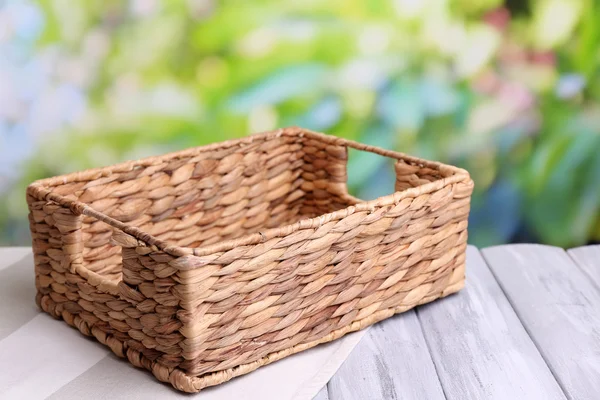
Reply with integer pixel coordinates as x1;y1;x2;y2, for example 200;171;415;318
27;127;473;392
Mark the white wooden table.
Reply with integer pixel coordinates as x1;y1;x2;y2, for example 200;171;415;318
315;244;600;400
2;245;599;399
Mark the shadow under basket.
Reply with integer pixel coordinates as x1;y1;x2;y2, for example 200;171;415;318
26;127;474;393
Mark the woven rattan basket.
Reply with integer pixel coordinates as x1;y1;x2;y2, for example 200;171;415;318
27;127;473;392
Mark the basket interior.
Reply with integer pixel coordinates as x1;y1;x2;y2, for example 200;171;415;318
42;134;358;284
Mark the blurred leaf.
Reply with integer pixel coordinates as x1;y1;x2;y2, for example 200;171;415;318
378;79;424;131
571;0;600;78
347;125;395;191
468;179;522;247
527;130;572;195
532;0;583;50
4;0;600;247
495;116;537;156
455;24;500;77
450;0;503;16
285;96;342;131
226;64;329;112
467;97;517;136
571;149;600;242
355;160;397;200
593;215;600;242
525;130;600;246
420;78;460;116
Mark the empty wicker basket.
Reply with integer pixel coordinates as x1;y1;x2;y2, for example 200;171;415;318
27;127;473;392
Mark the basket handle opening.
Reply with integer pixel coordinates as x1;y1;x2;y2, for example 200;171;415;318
338;137;460;196
344;147;397;201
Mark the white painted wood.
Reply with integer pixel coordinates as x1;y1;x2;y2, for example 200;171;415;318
327;311;445;400
5;243;599;399
483;244;600;400
312;386;329;400
568;245;600;288
417;246;565;400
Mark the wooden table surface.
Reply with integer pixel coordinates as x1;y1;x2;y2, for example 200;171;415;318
2;245;599;399
315;244;600;400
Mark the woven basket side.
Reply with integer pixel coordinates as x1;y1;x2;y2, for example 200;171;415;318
27;192;83;310
395;159;456;191
113;171;474;379
164;128;472;258
26;127;474;393
78;134;312;273
27;127;469;260
27;133;354;286
298;137;356;216
27;188;129;358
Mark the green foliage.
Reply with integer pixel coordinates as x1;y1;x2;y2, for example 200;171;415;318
1;0;599;247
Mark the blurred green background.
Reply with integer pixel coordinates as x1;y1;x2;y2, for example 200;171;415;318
1;0;599;248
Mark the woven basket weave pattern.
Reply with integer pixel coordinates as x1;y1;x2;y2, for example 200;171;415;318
27;128;473;392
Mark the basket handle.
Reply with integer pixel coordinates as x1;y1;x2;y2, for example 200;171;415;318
341;140;458;195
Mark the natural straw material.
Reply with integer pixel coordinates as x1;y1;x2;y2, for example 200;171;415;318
27;127;473;392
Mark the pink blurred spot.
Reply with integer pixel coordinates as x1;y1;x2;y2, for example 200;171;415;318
483;7;511;31
499;42;528;64
530;51;556;66
498;82;534;110
471;70;501;94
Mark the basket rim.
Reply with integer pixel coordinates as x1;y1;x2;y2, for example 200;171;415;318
27;127;472;259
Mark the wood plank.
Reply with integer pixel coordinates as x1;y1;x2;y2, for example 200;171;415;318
568;245;600;288
312;386;329;400
327;311;445;400
483;244;600;400
417;246;565;400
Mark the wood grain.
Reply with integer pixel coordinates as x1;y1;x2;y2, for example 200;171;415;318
483;244;600;400
417;245;565;400
568;245;600;289
327;311;445;400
